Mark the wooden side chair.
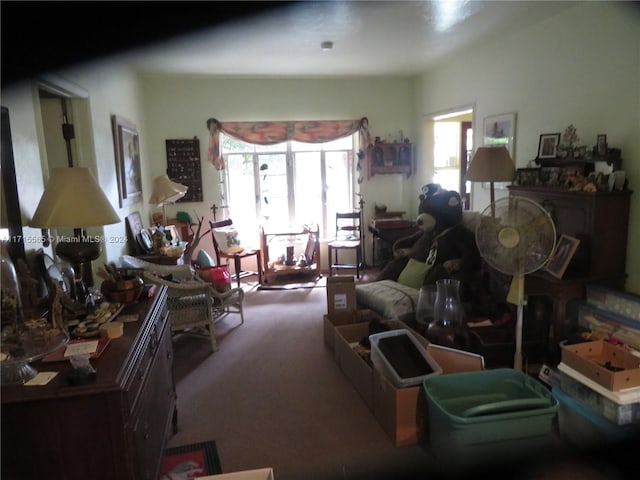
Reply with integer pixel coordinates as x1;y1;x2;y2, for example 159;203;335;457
328;211;364;279
209;219;263;287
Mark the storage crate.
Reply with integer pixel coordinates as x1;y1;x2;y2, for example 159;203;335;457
577;302;640;351
586;285;640;322
558;367;640;425
369;329;441;388
422;368;558;468
553;385;638;450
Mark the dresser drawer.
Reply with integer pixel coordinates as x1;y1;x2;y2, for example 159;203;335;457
132;318;176;480
124;297;169;413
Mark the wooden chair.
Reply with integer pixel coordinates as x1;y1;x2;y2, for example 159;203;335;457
328;211;364;279
120;255;245;353
209;219;262;287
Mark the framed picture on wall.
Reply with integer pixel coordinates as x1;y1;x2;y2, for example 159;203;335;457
112;114;142;207
483;112;516;158
481;112;516;190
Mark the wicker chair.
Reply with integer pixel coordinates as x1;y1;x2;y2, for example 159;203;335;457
120;255;244;352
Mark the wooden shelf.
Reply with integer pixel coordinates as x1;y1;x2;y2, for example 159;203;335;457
259;225;320;284
367;141;412;179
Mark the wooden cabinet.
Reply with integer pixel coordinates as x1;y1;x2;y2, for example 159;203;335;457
508;186;632;355
259;225;320;283
1;286;177;480
508;186;632;281
367;141;412;178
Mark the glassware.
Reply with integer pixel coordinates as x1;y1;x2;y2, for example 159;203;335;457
416;285;437;329
431;278;465;328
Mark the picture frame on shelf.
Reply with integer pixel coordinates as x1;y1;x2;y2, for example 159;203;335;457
112;114;142;207
483;112;516;158
537;133;560;159
544;234;580;279
596;134;607;157
515;168;540;187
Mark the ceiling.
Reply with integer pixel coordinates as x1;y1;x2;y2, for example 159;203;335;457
124;1;577;77
2;1;578;84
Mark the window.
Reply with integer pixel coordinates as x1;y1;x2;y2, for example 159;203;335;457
222;134;355;244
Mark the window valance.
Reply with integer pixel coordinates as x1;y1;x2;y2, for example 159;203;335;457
206;117;372;170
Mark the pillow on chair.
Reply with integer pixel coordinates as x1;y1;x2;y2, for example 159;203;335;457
213;227;244;254
397;258;431;289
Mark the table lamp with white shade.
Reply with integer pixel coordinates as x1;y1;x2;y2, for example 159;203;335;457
465;146;516;213
148;174;188;226
30;167;120;289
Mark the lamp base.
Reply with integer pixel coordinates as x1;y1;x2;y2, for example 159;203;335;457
56;238;101;288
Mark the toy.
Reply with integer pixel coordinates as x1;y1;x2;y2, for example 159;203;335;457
377;189;481;301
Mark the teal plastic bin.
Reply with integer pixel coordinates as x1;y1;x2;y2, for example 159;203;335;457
422;368;559;469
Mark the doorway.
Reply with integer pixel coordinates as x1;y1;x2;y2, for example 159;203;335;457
424;107;474;210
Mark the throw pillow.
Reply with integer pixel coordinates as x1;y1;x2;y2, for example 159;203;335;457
397;258;431;290
213;227;244;255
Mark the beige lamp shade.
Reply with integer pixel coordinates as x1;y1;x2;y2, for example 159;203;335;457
149;174;188;206
465;146;516;183
30;167;120;228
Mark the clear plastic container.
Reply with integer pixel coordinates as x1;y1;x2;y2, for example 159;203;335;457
369;328;442;387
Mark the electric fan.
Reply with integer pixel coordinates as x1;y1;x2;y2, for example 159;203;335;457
475;196;556;370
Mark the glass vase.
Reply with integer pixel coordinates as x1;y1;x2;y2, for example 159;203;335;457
431;278;464;328
415;285;437;329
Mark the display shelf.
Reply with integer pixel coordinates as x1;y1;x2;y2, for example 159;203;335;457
259;225;320;284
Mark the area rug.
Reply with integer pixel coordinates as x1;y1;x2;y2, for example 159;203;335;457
257;275;326;290
160;440;221;479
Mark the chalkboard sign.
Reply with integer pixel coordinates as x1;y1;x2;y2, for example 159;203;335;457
166;137;203;202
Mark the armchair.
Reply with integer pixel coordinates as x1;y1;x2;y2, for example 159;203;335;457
120;255;244;352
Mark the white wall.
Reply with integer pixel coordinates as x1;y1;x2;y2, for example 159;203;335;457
2;59;147;275
415;1;640;293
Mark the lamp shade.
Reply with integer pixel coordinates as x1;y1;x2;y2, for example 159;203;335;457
30;167;120;228
149;174;188;206
465;146;515;183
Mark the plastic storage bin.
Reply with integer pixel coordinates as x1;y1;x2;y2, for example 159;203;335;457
553;385;639;450
369;329;442;388
422;368;559;468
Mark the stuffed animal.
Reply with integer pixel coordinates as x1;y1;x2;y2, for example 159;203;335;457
377;189;481;301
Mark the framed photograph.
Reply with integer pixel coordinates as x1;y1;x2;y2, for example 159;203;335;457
112;114;142;207
544;234;580;279
515;168;540;187
483;112;516;158
596;134;607;157
537;133;560;159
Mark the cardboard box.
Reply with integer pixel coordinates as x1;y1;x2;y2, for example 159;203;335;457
326;276;357;315
334;322;375;410
561;340;640;391
200;468;274;480
372;336;484;447
323;309;382;352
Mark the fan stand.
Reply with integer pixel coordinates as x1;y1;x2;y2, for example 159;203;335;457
507;274;526;371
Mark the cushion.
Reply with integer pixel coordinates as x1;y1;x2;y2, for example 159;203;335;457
213;226;244;254
355;280;420;322
397;258;431;289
